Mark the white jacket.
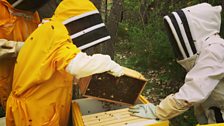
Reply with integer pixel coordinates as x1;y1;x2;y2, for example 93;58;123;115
160;3;224;124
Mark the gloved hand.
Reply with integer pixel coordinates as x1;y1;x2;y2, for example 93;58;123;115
108;60;124;77
129;103;157;119
66;52;124;79
0;39;24;58
155;94;191;120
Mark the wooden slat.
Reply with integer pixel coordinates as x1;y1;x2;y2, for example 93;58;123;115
83;108;129;118
83;113;136;125
72;102;85;126
122;67;147;81
78;76;92;95
83;111;130;121
107;118;153;126
90;118;149;126
82;108;153;126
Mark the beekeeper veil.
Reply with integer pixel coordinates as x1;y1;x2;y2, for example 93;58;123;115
52;0;110;50
164;3;222;71
7;0;50;12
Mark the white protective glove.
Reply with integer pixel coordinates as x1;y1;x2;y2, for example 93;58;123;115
65;52;124;79
0;39;24;58
129;103;157;119
155;94;191;120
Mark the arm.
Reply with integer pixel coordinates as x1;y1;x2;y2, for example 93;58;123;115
65;52;124;79
156;42;224;120
130;42;224;120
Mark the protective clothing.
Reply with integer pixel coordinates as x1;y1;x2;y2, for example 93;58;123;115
51;0;111;50
0;0;40;41
164;3;221;60
129;103;157;119
176;54;197;72
6;21;79;126
155;3;224;124
0;39;24;58
65;52;123;79
155;94;191;120
0;0;40;111
6;0;123;126
7;0;50;12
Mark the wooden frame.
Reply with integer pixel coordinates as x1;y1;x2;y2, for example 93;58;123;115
78;67;147;105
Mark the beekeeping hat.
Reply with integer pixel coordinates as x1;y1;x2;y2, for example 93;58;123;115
8;0;50;11
52;0;111;50
164;3;222;60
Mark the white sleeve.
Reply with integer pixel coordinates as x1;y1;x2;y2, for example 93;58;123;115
65;52;123;79
175;42;224;103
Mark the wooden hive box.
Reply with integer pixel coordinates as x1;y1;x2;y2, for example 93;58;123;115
197;123;224;126
82;108;165;126
79;67;147;105
72;96;169;126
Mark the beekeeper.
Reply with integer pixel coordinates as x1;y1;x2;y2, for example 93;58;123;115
0;0;49;112
6;0;124;125
129;3;224;124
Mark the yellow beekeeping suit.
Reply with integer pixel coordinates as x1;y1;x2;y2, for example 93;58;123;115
0;0;39;110
6;0;98;125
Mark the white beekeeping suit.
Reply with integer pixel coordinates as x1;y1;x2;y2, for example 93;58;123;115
129;3;224;124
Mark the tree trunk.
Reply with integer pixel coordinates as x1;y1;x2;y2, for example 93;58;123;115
105;0;108;23
139;0;149;25
37;0;59;19
105;0;123;59
90;0;102;12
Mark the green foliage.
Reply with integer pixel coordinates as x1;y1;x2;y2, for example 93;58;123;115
116;8;185;80
123;0;139;11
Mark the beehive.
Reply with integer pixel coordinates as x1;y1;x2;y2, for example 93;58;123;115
197;123;224;126
79;67;147;105
72;95;169;126
82;108;166;126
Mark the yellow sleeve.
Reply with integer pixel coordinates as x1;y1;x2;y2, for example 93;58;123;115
53;41;81;73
